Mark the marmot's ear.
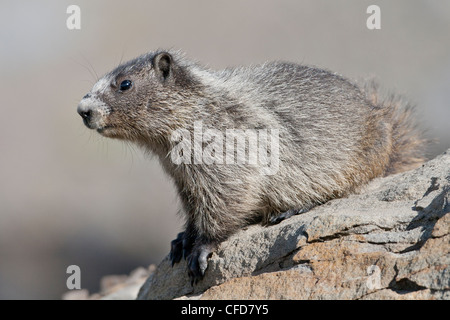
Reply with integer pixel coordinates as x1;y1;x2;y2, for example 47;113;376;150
153;52;172;81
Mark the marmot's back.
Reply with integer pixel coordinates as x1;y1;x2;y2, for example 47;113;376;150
205;61;424;205
225;61;424;174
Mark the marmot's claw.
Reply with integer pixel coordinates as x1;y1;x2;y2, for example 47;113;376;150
169;232;185;266
182;236;194;260
187;242;215;285
170;231;195;267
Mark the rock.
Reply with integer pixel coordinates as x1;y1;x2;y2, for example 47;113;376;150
100;266;152;300
61;289;91;300
136;149;449;300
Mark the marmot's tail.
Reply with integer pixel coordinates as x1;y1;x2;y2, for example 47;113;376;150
364;81;427;175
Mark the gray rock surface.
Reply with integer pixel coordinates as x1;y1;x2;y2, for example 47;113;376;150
133;149;450;300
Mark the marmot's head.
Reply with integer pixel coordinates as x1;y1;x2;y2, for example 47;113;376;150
77;50;199;144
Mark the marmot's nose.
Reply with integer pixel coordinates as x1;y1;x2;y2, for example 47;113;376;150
77;107;92;121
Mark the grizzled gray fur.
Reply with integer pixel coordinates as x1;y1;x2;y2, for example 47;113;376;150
77;49;425;283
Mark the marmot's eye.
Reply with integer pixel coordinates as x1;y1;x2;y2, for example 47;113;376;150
119;80;133;91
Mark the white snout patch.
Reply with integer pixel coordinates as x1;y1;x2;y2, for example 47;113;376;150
78;75;114;129
78;94;110;129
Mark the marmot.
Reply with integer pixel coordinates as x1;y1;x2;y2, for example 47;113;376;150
77;49;425;283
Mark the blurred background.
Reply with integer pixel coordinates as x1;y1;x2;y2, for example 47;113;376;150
0;0;449;299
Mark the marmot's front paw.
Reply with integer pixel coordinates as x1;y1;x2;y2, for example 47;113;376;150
186;242;216;285
169;232;194;266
